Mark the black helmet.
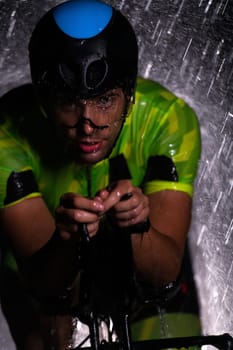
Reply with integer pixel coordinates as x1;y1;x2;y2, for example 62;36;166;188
29;0;138;103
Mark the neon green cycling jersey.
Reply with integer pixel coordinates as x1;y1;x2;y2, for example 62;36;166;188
0;77;201;217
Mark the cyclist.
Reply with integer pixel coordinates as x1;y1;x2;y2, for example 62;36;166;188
0;0;201;349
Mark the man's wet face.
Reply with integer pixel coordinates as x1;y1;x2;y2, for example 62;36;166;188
49;88;127;164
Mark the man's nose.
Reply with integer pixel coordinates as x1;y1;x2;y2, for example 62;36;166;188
81;119;96;135
80;103;97;135
67;102;97;135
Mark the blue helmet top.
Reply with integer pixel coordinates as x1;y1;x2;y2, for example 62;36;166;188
53;0;113;39
29;0;138;101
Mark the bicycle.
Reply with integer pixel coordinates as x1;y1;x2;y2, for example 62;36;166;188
65;223;233;350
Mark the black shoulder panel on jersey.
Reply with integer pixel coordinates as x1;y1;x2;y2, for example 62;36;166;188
109;154;132;182
143;155;179;183
4;169;39;205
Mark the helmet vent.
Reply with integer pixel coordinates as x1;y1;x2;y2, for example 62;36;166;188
85;58;108;89
58;58;108;91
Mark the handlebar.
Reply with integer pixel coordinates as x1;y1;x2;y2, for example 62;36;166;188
74;333;233;350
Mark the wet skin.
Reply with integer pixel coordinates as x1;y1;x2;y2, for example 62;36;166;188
50;88;127;164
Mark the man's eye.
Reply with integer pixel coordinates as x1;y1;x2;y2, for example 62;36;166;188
55;97;75;107
96;94;117;109
98;95;112;107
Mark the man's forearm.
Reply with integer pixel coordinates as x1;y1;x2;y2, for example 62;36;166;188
17;229;82;297
131;227;183;287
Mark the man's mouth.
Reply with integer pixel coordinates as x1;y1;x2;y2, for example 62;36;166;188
79;141;103;153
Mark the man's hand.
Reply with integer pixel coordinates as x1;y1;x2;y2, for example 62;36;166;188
98;180;149;229
55;180;149;241
55;193;105;240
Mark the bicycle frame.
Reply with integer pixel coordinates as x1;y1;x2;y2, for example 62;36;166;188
71;223;233;350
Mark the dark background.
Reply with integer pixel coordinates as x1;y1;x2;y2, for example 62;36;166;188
0;0;233;348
